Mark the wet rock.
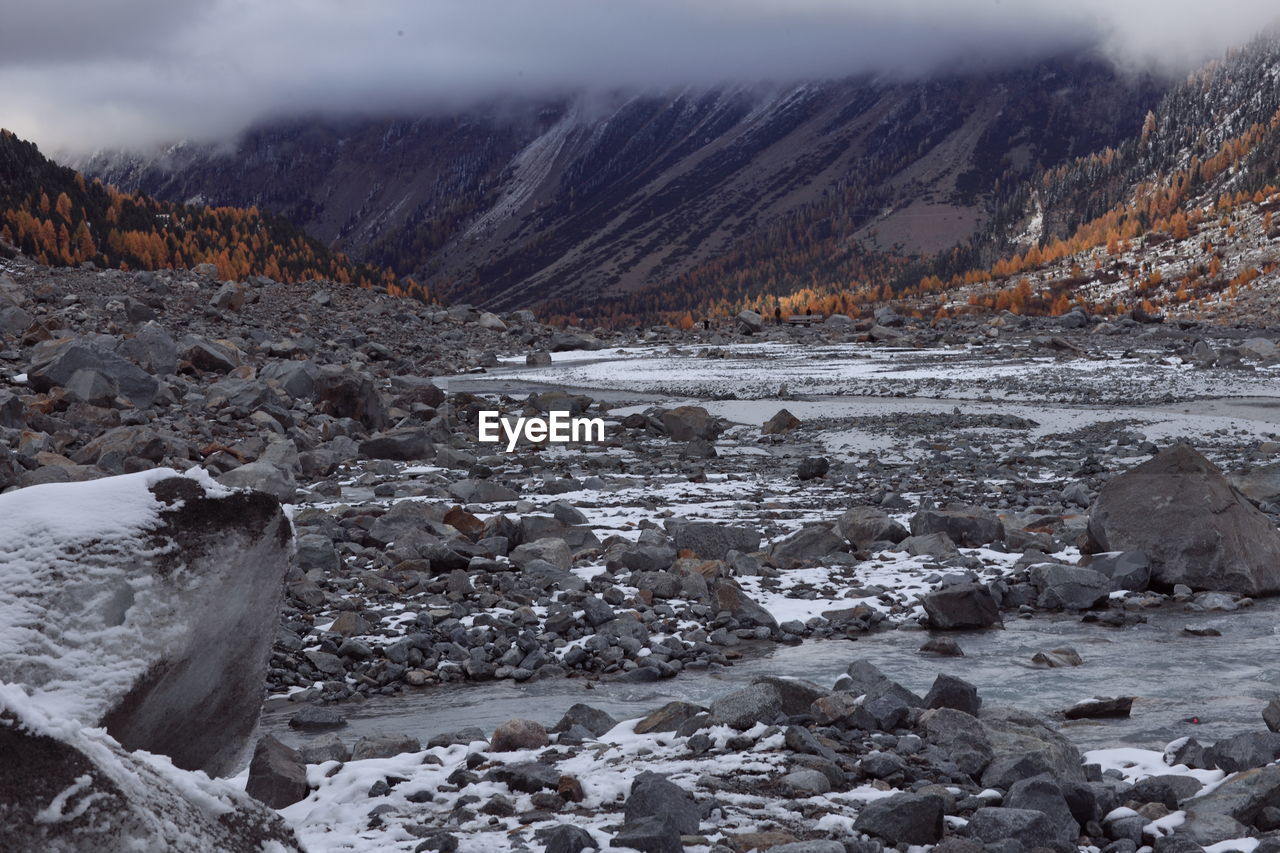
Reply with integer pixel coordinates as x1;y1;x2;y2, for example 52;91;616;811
0;473;292;776
1086;444;1280;594
921;582;1001;629
0;693;303;852
709;683;783;730
852;792;944;844
920;637;964;656
245;735;310;809
1029;564;1111;610
925;674;981;715
1265;698;1280;733
1030;647;1083;668
288;705;348;730
1181;764;1280;843
1063;697;1133;719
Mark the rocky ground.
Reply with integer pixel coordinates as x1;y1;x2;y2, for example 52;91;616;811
8;258;1280;851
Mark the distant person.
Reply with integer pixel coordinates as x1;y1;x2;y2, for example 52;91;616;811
703;318;710;330
806;308;812;316
774;306;782;325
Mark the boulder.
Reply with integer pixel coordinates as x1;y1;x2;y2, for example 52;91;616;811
0;470;293;776
1087;551;1152;592
27;340;159;408
669;520;761;559
769;524;845;564
736;309;764;333
178;335;240;373
244;734;309;809
968;808;1059;849
1029;564;1111;610
217;460;298;503
313;367;387;431
836;506;909;548
0;686;303;852
762;409;802;435
910;506;1005;547
979;705;1085;786
853;792;945;844
1086;444;1280;594
624;771;700;834
490;718;549;752
660;406;723;442
1181;765;1280;844
920;582;1001;629
359;428;437;461
709;683;783;729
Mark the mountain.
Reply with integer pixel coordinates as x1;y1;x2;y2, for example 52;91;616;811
0;129;424;300
80;54;1164;316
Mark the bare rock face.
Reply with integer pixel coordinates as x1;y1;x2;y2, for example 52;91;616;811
0;469;293;776
0;686;304;853
1086;444;1280;594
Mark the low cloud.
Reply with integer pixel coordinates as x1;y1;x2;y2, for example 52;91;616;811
3;0;1277;155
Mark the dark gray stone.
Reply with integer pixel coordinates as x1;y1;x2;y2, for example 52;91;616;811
921;583;1001;629
245;735;310;809
853;792;945;844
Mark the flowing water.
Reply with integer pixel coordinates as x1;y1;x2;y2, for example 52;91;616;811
261;599;1280;754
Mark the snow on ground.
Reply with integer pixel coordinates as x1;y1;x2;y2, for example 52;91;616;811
465;340;1280;405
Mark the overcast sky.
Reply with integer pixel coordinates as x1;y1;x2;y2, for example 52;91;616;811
2;0;1277;156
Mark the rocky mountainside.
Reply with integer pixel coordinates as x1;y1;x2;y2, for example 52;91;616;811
80;56;1164;313
0;129;422;299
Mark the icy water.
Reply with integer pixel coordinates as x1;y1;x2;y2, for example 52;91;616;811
261;599;1280;754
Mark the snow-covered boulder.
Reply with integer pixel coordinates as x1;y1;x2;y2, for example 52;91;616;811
0;469;293;776
0;683;303;852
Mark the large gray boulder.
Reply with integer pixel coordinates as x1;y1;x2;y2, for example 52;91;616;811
921;582;1001;629
659;406;724;442
1086;444;1280;594
27;339;160;408
1180;764;1280;844
910;506;1005;547
1029;564;1111;610
0;685;303;852
0;470;293;776
669;520;761;559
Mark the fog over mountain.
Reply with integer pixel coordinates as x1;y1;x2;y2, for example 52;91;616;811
4;0;1278;155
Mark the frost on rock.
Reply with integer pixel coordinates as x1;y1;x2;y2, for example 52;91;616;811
0;468;293;776
0;682;304;853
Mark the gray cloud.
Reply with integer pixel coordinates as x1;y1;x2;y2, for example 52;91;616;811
3;0;1277;155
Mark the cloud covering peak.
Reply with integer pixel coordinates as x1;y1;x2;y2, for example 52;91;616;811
3;0;1277;155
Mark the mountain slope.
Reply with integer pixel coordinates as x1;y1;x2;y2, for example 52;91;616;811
1;129;424;299
81;55;1164;314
